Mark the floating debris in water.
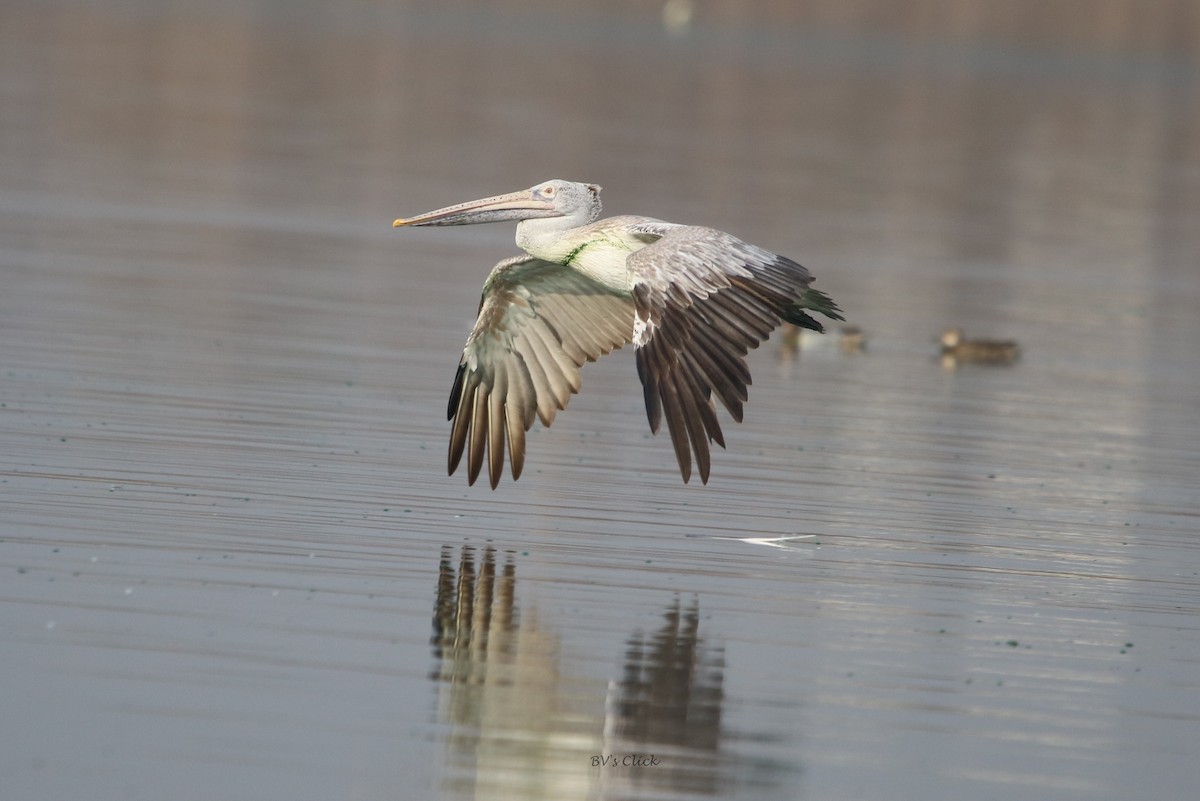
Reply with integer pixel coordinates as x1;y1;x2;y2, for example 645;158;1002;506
688;533;817;551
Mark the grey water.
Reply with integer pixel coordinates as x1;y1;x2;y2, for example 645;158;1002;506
2;1;1199;799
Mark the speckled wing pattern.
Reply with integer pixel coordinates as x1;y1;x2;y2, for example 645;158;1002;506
448;256;635;488
627;223;841;484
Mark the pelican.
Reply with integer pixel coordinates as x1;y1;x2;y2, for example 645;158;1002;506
393;179;842;488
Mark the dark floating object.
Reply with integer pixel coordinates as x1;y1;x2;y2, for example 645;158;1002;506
940;328;1020;368
393;179;842;487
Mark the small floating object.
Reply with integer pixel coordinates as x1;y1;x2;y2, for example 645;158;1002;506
661;0;695;36
690;533;817;551
939;328;1020;368
780;323;866;356
839;325;867;353
779;322;803;354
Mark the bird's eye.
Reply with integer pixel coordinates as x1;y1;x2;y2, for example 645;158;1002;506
540;185;556;197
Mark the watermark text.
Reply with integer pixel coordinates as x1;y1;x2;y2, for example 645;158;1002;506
591;754;661;768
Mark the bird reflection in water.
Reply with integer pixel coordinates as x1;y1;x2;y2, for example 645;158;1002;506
428;547;781;799
432;544;599;800
599;597;728;798
431;544;517;669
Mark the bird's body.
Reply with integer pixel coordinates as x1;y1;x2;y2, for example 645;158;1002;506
518;214;653;293
939;328;1020;367
393;180;842;488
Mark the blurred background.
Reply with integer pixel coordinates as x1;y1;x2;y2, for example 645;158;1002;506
3;2;1199;800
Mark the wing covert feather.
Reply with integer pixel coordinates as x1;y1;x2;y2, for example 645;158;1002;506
628;226;841;483
447;256;634;488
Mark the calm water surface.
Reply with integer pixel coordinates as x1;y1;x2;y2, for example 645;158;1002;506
2;2;1199;800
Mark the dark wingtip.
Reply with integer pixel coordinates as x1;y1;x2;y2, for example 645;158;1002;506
784;308;824;333
447;362;467;420
800;288;845;322
637;350;663;434
783;287;844;331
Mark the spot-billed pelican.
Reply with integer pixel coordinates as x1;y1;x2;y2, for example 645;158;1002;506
393;179;842;488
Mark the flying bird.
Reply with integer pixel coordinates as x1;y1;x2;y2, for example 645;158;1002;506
393;179;842;488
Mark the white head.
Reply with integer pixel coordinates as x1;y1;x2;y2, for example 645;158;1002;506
940;328;964;348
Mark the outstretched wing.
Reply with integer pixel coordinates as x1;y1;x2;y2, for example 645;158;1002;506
448;255;635;488
626;224;842;484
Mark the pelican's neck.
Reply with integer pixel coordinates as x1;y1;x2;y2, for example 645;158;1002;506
516;219;635;294
515;216;581;252
515;216;602;264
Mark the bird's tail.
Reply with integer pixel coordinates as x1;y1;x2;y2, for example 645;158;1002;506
783;288;844;332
